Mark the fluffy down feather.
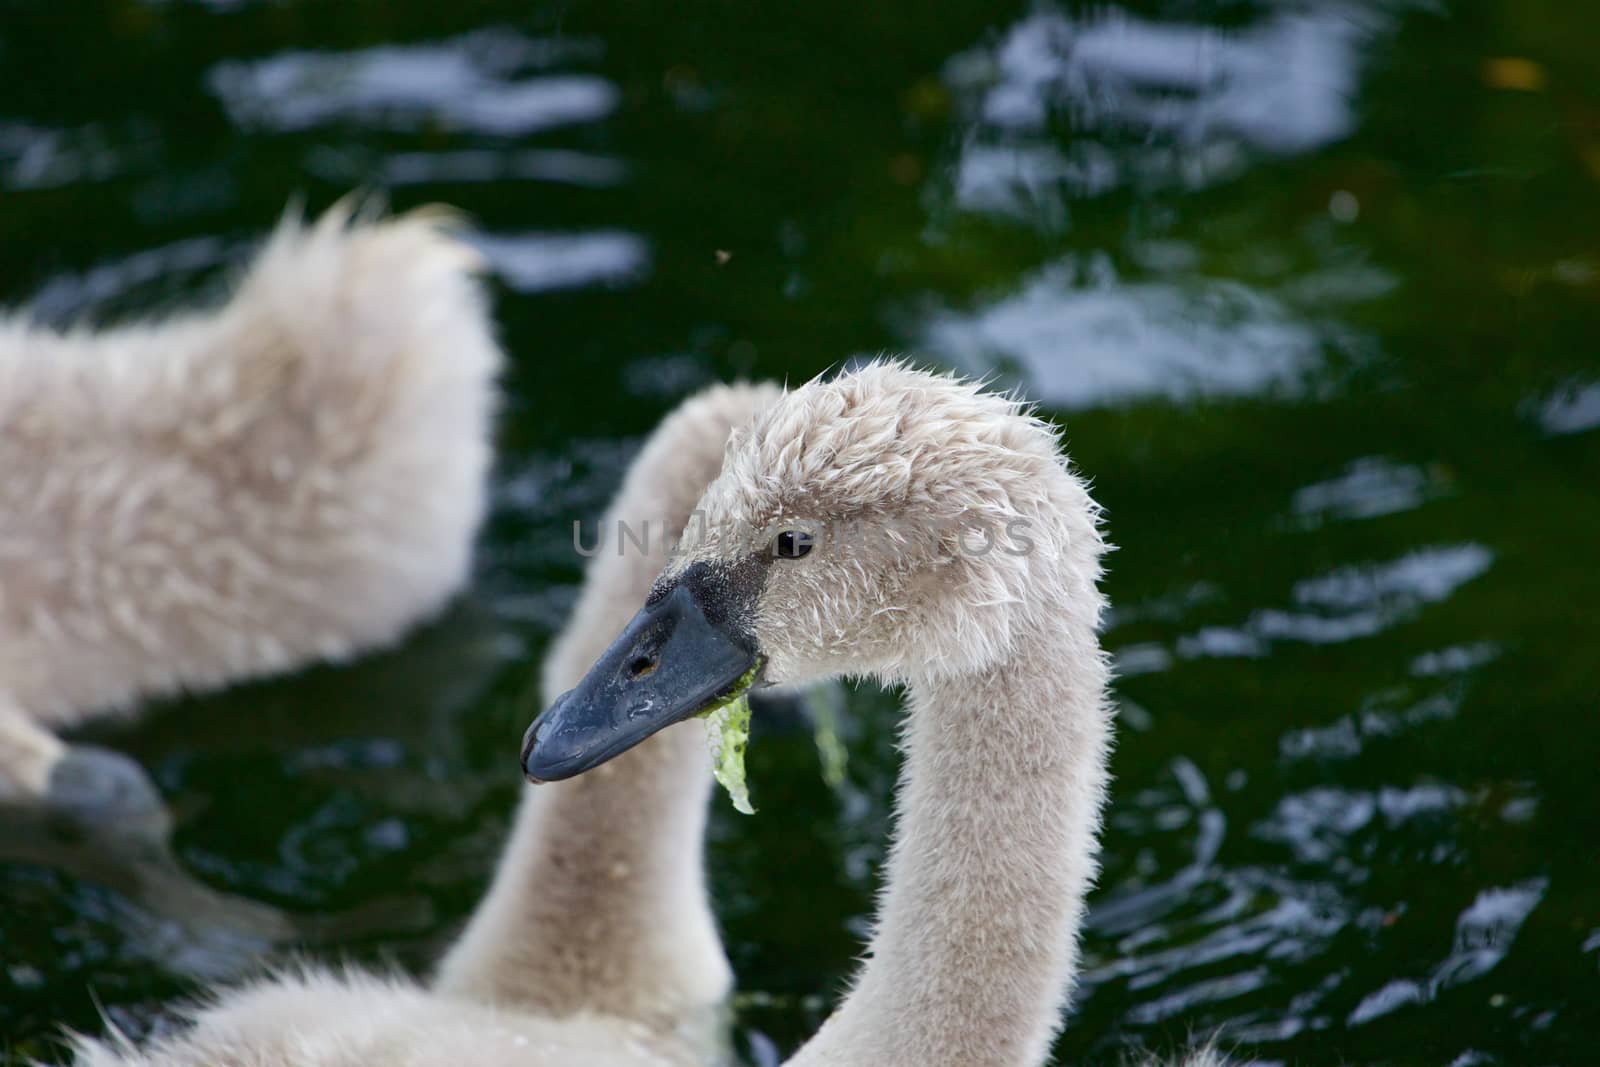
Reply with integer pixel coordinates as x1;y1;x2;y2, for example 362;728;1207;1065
59;382;779;1067
0;201;500;794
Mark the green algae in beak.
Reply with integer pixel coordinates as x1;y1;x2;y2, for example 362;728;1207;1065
697;663;760;814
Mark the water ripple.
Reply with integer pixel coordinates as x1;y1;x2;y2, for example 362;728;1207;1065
1346;879;1546;1026
1180;545;1493;658
471;231;649;293
1531;380;1600;436
209;29;616;136
923;256;1319;408
1290;457;1446;526
378;148;627;188
942;4;1391;215
25;235;239;322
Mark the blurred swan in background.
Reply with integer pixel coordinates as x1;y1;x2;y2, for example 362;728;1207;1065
64;382;777;1066
0;201;501;818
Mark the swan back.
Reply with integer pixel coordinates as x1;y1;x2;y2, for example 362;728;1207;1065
66;967;699;1067
0;204;500;727
62;381;784;1067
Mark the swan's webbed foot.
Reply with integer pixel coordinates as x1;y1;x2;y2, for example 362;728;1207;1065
1;708;171;845
43;745;170;838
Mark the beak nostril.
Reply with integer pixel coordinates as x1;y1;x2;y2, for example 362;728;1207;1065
627;654;659;680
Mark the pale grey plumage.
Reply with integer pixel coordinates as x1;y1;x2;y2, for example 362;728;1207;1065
0;202;499;799
59;381;779;1067
53;365;1229;1066
664;363;1231;1067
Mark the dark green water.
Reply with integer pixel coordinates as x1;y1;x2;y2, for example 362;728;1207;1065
2;1;1597;1064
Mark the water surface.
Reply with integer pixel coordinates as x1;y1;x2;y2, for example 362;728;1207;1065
2;1;1597;1064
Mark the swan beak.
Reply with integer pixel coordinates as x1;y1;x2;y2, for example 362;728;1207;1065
522;583;760;782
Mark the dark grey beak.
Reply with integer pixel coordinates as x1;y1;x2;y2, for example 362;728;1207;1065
522;582;761;782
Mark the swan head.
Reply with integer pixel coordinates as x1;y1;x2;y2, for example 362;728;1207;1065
524;362;1103;781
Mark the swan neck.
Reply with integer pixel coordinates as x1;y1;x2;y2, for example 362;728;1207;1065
789;602;1112;1067
435;726;724;1019
435;514;731;1022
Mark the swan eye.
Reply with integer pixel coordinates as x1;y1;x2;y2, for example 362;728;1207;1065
772;529;813;560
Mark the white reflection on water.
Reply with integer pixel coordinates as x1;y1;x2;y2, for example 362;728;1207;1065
0;121;146;192
1532;380;1600;436
471;231;649;293
943;5;1385;214
1086;745;1544;1045
1179;544;1493;658
1085;761;1347;1036
1291;456;1443;526
1279;688;1459;762
1260;783;1467;866
1290;544;1492;612
25;235;238;322
921;255;1320;408
1346;878;1546;1026
379;149;627;188
918;3;1407;408
21;222;645;330
209;29;616;136
1409;642;1500;678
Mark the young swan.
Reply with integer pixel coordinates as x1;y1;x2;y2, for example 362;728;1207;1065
525;364;1223;1067
63;381;779;1067
0;202;499;811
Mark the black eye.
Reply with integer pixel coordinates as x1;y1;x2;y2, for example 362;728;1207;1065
772;529;813;560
